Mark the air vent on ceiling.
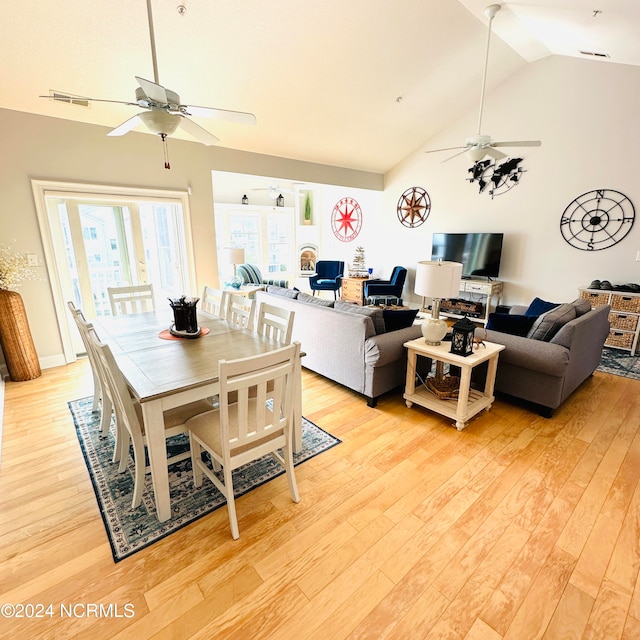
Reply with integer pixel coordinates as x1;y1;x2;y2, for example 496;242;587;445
49;91;90;107
579;50;610;59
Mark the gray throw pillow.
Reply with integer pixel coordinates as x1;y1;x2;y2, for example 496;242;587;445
527;303;577;341
266;285;299;299
296;291;335;307
571;297;592;317
334;300;386;334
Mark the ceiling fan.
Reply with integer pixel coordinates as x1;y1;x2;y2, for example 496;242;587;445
251;184;306;200
425;4;541;163
41;0;256;168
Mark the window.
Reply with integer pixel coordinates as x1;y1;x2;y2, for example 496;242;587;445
214;204;295;284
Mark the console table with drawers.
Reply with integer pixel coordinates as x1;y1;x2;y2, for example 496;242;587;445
579;287;640;354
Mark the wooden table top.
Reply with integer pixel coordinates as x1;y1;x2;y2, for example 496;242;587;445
95;310;279;403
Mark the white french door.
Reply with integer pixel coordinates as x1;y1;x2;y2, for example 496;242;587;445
32;181;196;361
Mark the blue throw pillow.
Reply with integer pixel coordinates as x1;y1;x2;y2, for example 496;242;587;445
382;308;419;332
486;313;536;336
525;297;559;317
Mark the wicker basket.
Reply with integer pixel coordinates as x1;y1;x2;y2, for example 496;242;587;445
580;290;610;307
610;294;640;313
0;289;41;381
605;330;635;350
608;312;639;331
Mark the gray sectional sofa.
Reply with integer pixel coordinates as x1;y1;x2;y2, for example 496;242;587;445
255;287;423;406
476;298;610;416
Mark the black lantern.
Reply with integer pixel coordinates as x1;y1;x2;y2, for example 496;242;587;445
450;316;476;357
241;194;248;205
276;193;285;207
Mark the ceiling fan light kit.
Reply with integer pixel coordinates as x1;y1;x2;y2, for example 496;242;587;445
424;3;541;184
40;0;256;169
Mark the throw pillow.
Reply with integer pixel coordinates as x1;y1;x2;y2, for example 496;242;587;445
296;291;335;307
266;285;299;299
525;297;560;317
334;300;386;334
571;297;592;317
486;313;536;337
527;303;577;341
382;308;419;332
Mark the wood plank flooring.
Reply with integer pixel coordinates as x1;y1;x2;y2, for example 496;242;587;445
1;359;640;639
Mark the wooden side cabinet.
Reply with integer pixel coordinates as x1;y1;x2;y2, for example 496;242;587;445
341;277;368;305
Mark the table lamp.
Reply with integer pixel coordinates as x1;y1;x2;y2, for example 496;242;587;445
414;260;463;344
223;247;245;288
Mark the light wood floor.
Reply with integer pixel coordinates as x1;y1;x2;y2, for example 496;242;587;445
2;359;640;639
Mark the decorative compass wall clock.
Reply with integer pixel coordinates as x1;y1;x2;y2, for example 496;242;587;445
397;187;431;228
560;189;635;251
331;197;362;242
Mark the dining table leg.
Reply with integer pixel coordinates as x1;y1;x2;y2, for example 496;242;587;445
141;400;172;522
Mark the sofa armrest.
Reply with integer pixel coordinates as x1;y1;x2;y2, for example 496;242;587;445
482;329;570;377
509;305;528;315
364;325;423;368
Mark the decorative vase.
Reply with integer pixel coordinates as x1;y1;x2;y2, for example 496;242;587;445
0;289;41;381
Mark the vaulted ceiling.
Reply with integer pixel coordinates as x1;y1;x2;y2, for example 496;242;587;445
2;1;638;173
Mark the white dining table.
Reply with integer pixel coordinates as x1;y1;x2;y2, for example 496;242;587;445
95;310;303;522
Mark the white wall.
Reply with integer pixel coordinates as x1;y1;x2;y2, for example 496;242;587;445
382;55;640;307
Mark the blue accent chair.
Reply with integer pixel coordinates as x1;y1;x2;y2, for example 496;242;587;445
363;266;407;303
309;261;344;299
237;263;288;288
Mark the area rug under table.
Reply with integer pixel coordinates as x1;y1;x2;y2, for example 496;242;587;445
69;397;340;562
597;347;640;381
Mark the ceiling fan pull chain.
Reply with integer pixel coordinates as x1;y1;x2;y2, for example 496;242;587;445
160;133;171;169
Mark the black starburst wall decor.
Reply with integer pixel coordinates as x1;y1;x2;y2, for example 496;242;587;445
468;157;525;198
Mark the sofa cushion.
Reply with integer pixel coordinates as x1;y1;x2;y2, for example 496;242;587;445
266;285;299;299
382;308;419;332
571;297;592;317
334;300;386;334
486;313;537;337
525;297;560;317
527;303;577;341
297;291;335;307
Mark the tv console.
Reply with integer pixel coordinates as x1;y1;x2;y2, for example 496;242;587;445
436;279;503;326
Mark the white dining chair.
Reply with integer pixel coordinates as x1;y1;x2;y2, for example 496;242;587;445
186;341;301;539
201;286;229;318
107;284;155;316
255;301;295;345
88;328;212;509
225;293;256;330
67;301;110;431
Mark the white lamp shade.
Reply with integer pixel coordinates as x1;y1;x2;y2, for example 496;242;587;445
414;260;463;299
223;247;245;265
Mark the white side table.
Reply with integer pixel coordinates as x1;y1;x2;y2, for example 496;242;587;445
403;338;505;431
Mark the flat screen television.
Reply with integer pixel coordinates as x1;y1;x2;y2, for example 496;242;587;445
430;232;504;279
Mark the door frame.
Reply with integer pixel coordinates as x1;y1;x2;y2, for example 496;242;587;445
31;179;196;364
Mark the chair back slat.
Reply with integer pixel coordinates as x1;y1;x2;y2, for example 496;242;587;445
225;293;256;330
255;302;294;345
201;286;229;318
108;284;155;316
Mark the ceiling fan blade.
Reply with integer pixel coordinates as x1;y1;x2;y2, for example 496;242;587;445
39;93;139;107
135;76;168;104
492;140;542;148
180;105;257;125
485;147;507;160
177;117;219;146
425;145;466;154
442;148;470;163
107;114;143;137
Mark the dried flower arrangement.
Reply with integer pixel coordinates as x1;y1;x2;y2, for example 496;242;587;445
0;244;36;290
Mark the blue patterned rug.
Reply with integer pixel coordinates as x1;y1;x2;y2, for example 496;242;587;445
69;397;340;562
597;347;640;380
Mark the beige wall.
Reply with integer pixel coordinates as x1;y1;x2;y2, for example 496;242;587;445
0;108;382;369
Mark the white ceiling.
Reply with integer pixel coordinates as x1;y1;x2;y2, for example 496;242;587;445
2;1;638;174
